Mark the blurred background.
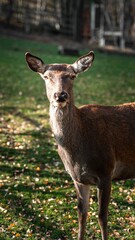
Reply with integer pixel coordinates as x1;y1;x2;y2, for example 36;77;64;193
0;0;135;51
0;1;135;239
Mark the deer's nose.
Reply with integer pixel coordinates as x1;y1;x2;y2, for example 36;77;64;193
54;91;68;102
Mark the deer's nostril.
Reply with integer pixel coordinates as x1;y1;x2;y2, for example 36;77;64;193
54;91;68;102
61;91;68;100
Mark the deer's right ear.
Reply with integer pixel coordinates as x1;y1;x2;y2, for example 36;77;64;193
25;52;45;74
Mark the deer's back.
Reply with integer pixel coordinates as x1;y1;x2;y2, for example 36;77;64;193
78;102;135;181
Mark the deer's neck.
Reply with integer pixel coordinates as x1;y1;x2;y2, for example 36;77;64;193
49;103;79;146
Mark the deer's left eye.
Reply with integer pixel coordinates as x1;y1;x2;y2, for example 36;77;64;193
44;75;49;80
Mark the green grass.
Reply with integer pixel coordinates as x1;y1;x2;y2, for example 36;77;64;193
0;35;135;239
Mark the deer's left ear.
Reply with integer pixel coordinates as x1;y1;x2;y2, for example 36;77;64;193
25;52;45;74
72;51;94;74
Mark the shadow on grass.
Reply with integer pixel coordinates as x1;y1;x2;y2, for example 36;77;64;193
0;105;74;239
0;105;49;126
0;145;73;239
0;188;69;239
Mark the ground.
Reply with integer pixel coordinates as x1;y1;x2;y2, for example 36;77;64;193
0;34;135;239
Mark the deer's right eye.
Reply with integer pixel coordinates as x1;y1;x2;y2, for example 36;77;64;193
70;74;76;80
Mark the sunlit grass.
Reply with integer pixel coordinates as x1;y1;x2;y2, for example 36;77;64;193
0;36;135;239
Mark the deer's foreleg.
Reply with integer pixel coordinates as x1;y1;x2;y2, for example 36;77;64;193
74;181;90;240
97;177;111;240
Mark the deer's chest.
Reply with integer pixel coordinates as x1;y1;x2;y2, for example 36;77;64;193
58;145;97;185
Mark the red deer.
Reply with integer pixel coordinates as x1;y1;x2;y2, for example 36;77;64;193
25;51;135;240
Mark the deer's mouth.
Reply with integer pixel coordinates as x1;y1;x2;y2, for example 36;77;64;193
52;100;69;108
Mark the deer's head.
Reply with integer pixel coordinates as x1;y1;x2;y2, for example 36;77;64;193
25;51;94;109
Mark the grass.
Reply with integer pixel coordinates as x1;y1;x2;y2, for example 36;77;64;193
0;35;135;239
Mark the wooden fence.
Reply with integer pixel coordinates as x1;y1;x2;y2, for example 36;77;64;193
0;0;135;48
0;0;88;40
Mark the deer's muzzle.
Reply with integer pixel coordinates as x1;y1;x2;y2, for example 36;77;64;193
53;91;69;108
54;91;68;102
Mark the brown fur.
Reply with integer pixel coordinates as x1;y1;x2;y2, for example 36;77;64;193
25;51;135;240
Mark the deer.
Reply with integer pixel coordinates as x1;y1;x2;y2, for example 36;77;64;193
25;51;135;240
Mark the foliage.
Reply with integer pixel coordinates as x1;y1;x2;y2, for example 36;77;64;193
0;36;135;239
